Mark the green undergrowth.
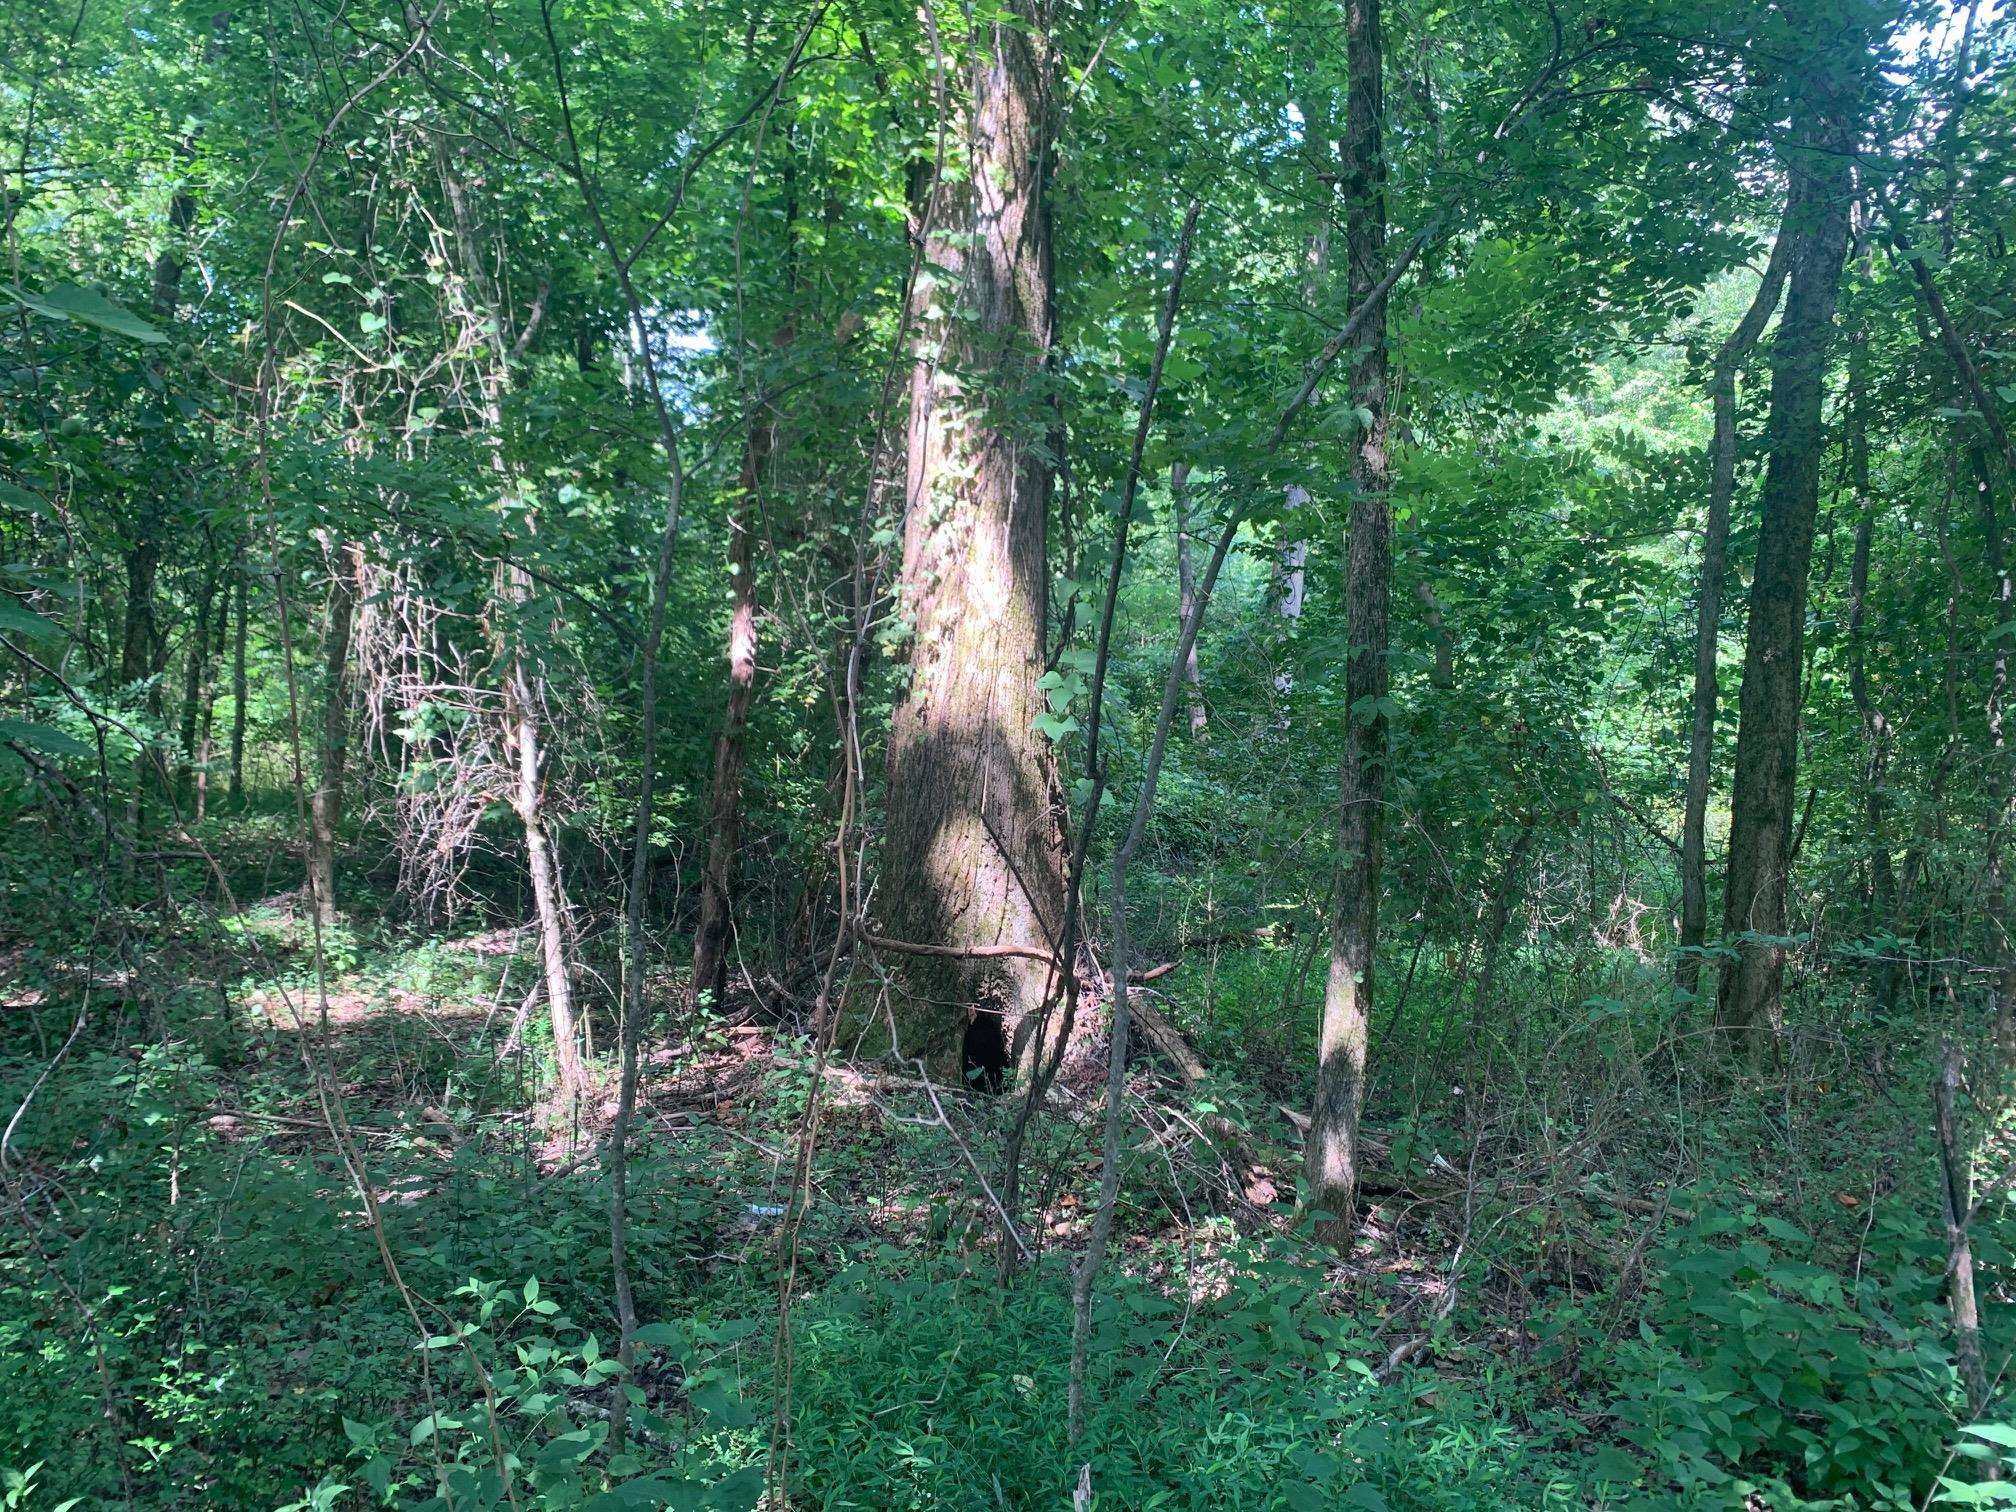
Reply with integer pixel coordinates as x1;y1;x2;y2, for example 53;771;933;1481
2;916;2010;1509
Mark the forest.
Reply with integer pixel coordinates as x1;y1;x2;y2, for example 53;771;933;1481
4;0;2016;1504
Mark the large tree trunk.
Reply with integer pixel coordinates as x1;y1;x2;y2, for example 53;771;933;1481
1306;0;1391;1244
690;423;767;1011
1171;463;1208;739
878;4;1065;1077
1675;226;1792;1000
306;546;358;928
1715;108;1855;1050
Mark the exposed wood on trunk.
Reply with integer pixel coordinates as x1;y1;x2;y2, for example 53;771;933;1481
877;3;1066;1075
506;658;585;1094
1307;0;1391;1245
1715;100;1855;1050
693;145;799;1009
691;439;764;1012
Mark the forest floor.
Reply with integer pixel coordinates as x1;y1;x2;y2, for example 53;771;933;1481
0;823;2002;1508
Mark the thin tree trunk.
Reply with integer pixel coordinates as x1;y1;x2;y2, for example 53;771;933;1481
506;652;585;1093
691;423;767;1010
432;126;584;1094
228;554;249;806
1900;245;2016;1055
1676;226;1794;1000
306;546;357;928
1715;104;1855;1050
1935;1037;1989;1415
177;552;219;793
1843;342;1898;1008
1968;448;2016;1059
693;155;800;1009
878;4;1066;1076
1463;817;1537;1059
1307;0;1391;1245
1171;462;1208;739
1067;201;1201;1435
194;638;219;825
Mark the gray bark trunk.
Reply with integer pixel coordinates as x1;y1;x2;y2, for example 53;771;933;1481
1307;0;1391;1244
878;5;1066;1076
1676;226;1793;1000
1716;105;1856;1049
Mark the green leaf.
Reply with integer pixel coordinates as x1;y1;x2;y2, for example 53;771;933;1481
6;283;167;342
0;718;93;760
0;597;63;641
0;481;54;516
581;1476;709;1511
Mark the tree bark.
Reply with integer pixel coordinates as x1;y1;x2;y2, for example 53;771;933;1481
433;127;586;1092
306;545;358;927
1715;105;1855;1050
506;652;586;1092
1463;816;1537;1060
1171;462;1208;739
693;157;800;1013
1935;1038;1989;1416
1675;226;1793;1000
691;419;768;1011
1307;0;1391;1244
878;4;1066;1075
1843;345;1898;1008
228;552;249;806
177;550;219;793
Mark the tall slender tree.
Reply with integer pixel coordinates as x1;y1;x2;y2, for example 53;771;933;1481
1716;94;1858;1048
1675;224;1792;1000
1306;0;1391;1242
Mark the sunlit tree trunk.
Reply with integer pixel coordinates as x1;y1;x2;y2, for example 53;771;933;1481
306;544;357;928
505;647;586;1093
1307;0;1391;1243
1716;107;1855;1050
878;3;1066;1076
